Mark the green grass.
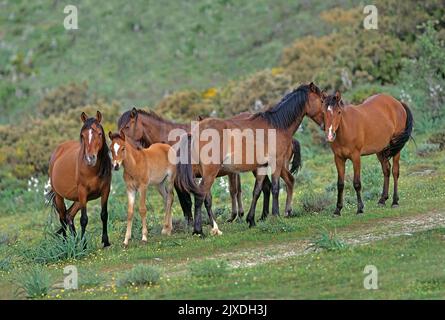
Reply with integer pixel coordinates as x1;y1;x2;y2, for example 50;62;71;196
189;259;229;279
14;265;53;299
116;264;161;287
0;140;443;299
0;0;360;122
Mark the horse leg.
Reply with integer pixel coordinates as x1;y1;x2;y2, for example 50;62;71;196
204;192;222;236
124;188;136;247
54;194;67;237
271;171;281;216
227;174;239;222
246;174;266;227
174;184;193;226
334;155;346;216
377;152;390;206
391;152;401;208
235;174;244;218
281;168;295;217
259;174;271;221
352;153;364;214
139;186;148;242
193;168;219;236
162;180;175;236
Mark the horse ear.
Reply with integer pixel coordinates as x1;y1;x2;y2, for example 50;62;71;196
309;82;317;93
80;112;88;123
119;129;126;141
130;107;138;119
335;90;341;101
321;90;328;100
96;110;102;123
108;131;113;140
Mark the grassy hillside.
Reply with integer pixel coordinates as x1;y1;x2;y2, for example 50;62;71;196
0;0;360;122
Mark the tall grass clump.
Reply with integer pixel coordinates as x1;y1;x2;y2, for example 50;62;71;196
15;265;53;299
189;259;229;279
299;190;332;214
116;264;161;287
309;229;348;252
19;233;97;264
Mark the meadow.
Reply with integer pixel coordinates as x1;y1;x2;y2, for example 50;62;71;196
0;0;444;299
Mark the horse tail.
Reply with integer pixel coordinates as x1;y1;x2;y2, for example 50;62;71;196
175;134;203;198
44;187;58;215
290;138;302;175
383;101;414;159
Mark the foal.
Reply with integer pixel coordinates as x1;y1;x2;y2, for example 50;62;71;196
322;91;413;215
109;131;178;247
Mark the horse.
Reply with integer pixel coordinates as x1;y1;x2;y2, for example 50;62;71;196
109;131;196;247
117;109;300;228
176;83;325;235
322;91;413;215
46;111;112;247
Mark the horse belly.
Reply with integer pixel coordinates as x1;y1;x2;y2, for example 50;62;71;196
51;150;79;201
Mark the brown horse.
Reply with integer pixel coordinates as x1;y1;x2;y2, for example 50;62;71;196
322;91;413;215
176;83;325;235
117;109;299;226
46;111;112;247
109;131;194;246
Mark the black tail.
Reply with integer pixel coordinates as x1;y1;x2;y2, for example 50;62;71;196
45;188;58;215
289;138;302;175
382;101;414;159
175;134;203;198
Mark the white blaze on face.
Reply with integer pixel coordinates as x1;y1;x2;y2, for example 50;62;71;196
88;129;93;144
328;125;334;141
113;143;120;156
328;105;333;114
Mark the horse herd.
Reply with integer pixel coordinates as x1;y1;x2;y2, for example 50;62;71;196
46;83;413;248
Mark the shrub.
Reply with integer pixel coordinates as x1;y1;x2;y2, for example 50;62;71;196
0;257;13;272
416;143;441;157
15;265;53;299
37;82;90;116
427;132;445;150
116;264;161;287
189;259;229;279
299;190;332;214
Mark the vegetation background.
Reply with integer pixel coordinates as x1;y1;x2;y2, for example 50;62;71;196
0;0;444;299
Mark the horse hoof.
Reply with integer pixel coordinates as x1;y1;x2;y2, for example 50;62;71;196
211;228;223;236
140;239;148;245
246;218;256;228
238;211;245;218
333;209;342;217
161;228;172;236
192;230;204;238
226;216;236;223
391;203;399;208
377;201;386;207
356;210;364;215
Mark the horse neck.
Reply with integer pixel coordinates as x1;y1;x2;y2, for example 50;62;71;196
122;140;144;174
140;114;189;143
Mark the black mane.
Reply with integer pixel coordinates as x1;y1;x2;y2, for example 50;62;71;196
256;84;311;129
80;118;111;179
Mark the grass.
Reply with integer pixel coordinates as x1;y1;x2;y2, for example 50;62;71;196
116;264;161;287
0;0;360;123
310;229;348;251
14;265;53;299
189;259;229;279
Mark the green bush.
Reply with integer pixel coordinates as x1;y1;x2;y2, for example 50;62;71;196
15;265;53;299
299;190;332;214
257;217;298;233
189;259;229;278
116;264;161;287
37;82;90;117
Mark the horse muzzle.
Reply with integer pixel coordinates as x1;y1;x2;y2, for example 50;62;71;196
326;132;336;142
85;154;97;166
112;162;120;171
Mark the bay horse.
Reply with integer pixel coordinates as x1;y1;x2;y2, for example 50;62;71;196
117;109;299;227
322;91;413;215
109;131;197;247
176;83;325;235
46;111;112;247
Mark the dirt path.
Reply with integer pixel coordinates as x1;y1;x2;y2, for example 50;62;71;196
215;211;445;269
